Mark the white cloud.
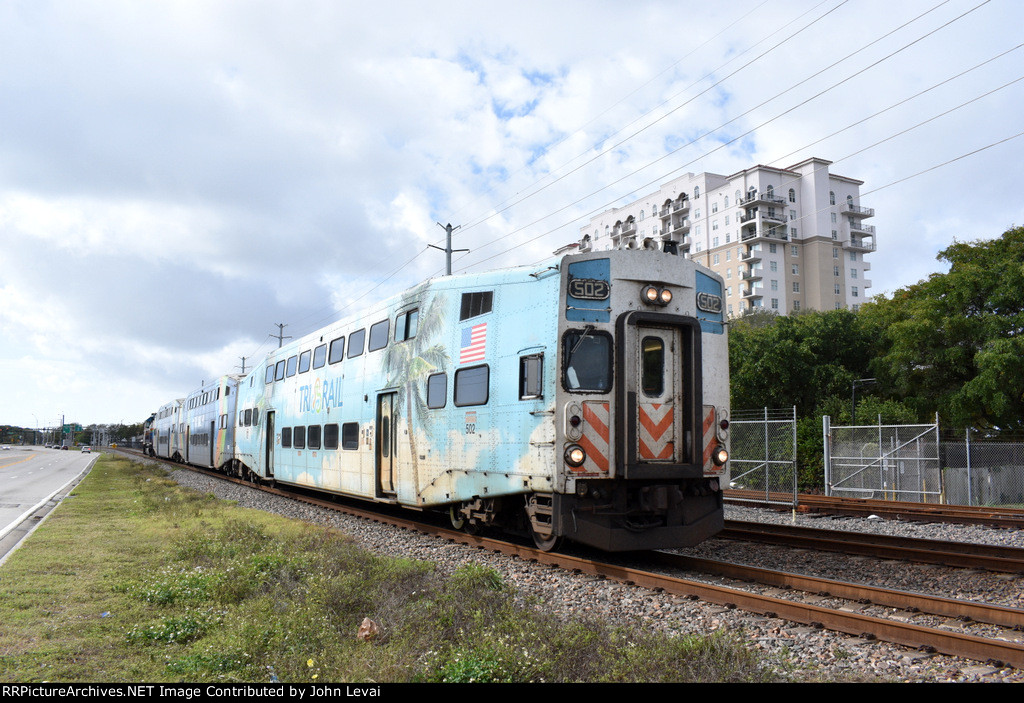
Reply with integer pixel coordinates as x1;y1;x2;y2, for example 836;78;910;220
1;0;1023;426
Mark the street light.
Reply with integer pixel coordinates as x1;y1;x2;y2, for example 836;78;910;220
851;378;876;424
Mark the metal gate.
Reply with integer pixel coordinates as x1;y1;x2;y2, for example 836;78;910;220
824;414;941;502
729;407;797;506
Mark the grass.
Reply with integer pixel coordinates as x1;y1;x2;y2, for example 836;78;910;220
0;454;783;683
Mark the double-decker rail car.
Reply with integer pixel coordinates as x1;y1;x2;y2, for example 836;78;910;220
210;245;729;551
180;375;243;470
142;413;155;455
151;399;184;461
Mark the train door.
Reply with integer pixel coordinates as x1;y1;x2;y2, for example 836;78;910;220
376;393;397;497
185;426;190;463
265;411;275;478
636;325;682;463
210;420;215;467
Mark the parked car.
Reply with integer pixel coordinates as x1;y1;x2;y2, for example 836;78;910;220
82;446;91;453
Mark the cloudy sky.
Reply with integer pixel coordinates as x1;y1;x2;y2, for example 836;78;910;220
1;0;1022;430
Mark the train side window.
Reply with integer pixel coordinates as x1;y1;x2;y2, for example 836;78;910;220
348;329;365;358
219;414;227;429
275;360;286;381
368;320;389;351
341;422;359;450
427;373;447;408
460;291;493;320
329;336;345;364
244;409;252;426
562;330;613;393
519;354;543;400
298;350;311;373
282;427;292;448
253;409;259;426
293;427;305;449
324;423;339;449
454;365;489;406
266;365;275;383
286;355;298;377
307;425;321;450
641;337;664;397
396;309;419;341
313;344;327;369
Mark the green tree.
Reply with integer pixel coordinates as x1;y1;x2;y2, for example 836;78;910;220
729;308;876;411
862;226;1024;429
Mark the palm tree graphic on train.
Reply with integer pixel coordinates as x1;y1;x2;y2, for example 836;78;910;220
382;290;449;482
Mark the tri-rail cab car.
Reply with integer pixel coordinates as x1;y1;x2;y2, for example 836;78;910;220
147;240;729;551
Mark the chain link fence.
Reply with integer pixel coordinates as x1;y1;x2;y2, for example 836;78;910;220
824;415;942;502
728;407;797;506
941;430;1024;508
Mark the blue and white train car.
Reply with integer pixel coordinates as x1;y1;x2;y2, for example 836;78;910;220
180;375;243;470
229;246;729;551
151;399;184;461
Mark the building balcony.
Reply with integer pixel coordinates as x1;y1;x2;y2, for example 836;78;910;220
850;222;876;235
741;249;762;263
741;268;763;281
741;286;763;299
741;227;789;243
841;203;874;218
742;191;786;207
845;236;876;252
672;219;691;234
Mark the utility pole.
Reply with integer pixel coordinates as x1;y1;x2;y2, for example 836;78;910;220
270;323;292;348
237;356;249;374
430;222;468;276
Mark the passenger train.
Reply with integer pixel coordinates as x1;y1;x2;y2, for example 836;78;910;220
144;240;730;551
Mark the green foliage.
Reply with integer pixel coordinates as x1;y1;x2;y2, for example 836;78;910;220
862;226;1024;429
729;308;876;411
449;562;505;592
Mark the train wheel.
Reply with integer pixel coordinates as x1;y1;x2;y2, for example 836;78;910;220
449;506;465;530
531;527;561;552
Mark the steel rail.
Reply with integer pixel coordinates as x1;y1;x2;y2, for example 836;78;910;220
646;551;1024;630
721;520;1024;573
726;490;1024;528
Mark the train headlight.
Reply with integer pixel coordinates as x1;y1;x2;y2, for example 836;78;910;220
712;445;729;466
564;444;587;467
642;285;671;306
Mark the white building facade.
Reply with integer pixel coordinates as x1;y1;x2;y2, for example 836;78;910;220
577;157;875;316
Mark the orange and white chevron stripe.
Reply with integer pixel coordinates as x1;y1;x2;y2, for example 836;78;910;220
638;402;675;460
577;401;610;474
702;405;724;475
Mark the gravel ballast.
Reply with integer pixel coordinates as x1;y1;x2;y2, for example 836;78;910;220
168;467;1024;683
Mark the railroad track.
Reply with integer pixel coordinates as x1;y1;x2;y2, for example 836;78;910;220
727;490;1024;529
721;520;1024;573
120;450;1024;669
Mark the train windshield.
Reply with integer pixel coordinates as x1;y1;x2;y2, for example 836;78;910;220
562;329;613;392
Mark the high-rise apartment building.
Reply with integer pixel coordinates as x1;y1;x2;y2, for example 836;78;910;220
576;157;875;316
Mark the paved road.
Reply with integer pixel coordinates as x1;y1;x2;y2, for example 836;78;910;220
0;446;95;562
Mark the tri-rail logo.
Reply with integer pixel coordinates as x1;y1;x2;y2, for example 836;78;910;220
696;291;723;314
299;378;344;413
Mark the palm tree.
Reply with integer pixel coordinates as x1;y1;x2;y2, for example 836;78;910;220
382;286;449;497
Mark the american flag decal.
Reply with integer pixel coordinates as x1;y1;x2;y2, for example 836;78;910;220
460;323;487;363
